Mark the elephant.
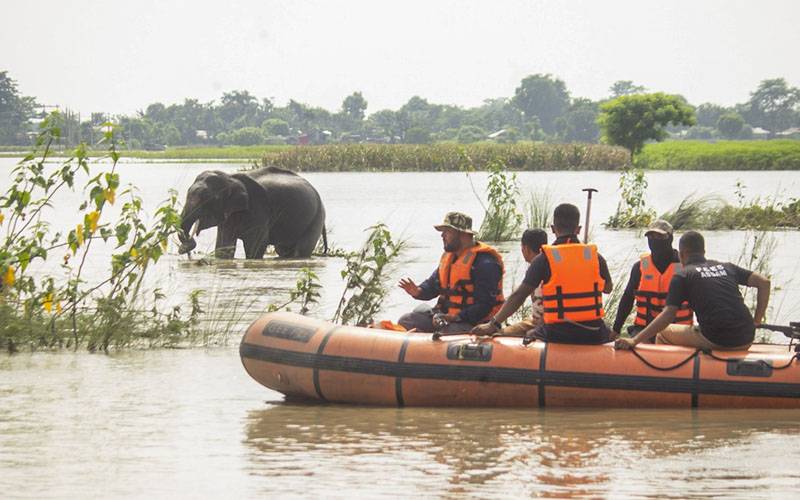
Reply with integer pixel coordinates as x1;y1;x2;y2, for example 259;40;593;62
177;166;327;259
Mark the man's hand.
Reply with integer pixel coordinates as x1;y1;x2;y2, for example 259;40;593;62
614;337;636;350
432;313;452;330
471;322;498;336
398;278;421;298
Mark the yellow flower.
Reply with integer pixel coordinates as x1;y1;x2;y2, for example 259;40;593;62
87;211;100;233
0;212;4;225
104;188;116;205
43;293;53;313
2;266;15;287
76;224;84;247
130;247;138;258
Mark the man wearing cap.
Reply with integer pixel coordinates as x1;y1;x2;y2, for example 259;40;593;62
611;220;694;341
397;211;505;334
616;230;771;351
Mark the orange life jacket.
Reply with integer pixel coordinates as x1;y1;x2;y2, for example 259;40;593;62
437;242;504;322
634;254;693;326
541;243;605;324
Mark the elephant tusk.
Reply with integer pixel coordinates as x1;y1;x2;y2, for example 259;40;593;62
191;219;200;237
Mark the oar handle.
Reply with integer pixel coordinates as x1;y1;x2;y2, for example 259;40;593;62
758;323;800;338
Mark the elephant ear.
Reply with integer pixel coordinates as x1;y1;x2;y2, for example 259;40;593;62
224;179;249;218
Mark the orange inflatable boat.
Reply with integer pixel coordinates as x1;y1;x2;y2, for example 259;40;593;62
240;312;800;408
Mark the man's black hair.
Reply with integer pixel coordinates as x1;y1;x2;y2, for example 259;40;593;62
553;203;581;234
521;228;548;253
679;230;705;255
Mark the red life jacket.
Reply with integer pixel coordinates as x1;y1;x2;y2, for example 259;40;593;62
437;242;504;322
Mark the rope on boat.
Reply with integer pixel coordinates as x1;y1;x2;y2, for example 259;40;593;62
629;347;800;371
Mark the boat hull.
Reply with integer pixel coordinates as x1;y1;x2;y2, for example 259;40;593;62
240;312;800;408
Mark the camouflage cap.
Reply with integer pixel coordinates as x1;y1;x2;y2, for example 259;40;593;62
645;219;674;237
434;211;475;234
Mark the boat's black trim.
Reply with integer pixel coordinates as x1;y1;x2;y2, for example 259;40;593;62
312;326;339;401
395;335;411;407
240;342;800;400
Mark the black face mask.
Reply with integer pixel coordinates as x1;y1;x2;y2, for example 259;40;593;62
648;235;673;265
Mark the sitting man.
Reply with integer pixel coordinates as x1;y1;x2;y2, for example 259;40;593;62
397;211;504;334
473;203;614;344
500;228;548;336
615;231;770;351
611;220;693;341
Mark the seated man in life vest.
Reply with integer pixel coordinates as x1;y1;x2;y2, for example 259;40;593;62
500;228;547;336
472;203;614;344
615;231;771;351
611;220;693;341
397;211;504;334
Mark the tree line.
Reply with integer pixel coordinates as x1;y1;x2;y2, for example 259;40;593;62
1;69;799;148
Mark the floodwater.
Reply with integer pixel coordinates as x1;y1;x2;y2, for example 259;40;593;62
2;158;800;497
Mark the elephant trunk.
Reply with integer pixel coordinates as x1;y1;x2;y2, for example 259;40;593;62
178;208;200;254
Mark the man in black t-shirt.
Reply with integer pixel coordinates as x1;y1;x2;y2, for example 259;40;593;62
615;231;771;351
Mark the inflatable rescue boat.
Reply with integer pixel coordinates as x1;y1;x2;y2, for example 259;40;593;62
240;312;800;408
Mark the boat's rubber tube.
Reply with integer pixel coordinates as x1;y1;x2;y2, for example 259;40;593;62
240;312;800;408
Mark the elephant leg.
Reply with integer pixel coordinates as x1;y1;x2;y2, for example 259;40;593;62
293;215;324;258
215;224;237;259
274;244;296;258
242;227;269;259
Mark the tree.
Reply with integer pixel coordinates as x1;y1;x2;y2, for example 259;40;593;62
511;74;570;134
609;80;646;98
342;91;367;121
0;70;36;145
740;78;800;134
695;103;727;128
597;93;695;156
456;125;487;143
404;127;431;144
555;98;600;142
262;118;290;136
716;112;745;139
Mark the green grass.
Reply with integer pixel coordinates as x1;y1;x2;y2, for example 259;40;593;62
637;140;800;170
258;143;631;172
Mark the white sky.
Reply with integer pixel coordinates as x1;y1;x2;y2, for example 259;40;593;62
2;0;799;117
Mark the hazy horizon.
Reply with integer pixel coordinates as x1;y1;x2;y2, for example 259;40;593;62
2;0;799;117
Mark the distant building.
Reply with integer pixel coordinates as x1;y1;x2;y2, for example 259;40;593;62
195;130;208;140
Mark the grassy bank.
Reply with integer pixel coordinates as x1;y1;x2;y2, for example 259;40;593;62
258;143;631;172
0;144;293;161
637;140;800;170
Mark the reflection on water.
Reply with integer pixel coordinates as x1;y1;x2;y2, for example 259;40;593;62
244;403;800;498
2;348;800;497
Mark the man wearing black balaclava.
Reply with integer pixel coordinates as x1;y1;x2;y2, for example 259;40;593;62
612;220;694;340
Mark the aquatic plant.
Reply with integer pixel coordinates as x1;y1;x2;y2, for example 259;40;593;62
478;161;523;242
0;113;207;353
267;268;322;316
523;187;554;229
605;167;656;228
332;223;406;326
